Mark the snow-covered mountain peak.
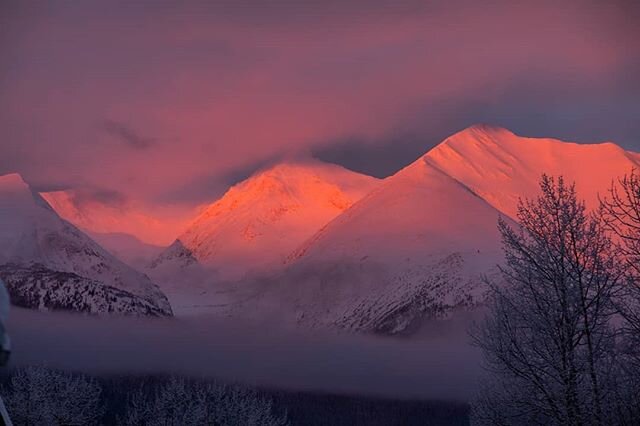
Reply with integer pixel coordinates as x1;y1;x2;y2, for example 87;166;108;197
422;126;638;218
0;173;45;211
0;173;29;190
0;173;30;211
0;173;56;249
192;161;375;225
451;123;515;139
151;160;380;282
204;163;319;213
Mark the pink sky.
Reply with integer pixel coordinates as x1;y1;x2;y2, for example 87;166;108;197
1;0;638;218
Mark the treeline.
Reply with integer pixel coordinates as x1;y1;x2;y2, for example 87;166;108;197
471;171;640;425
0;367;469;425
1;367;287;426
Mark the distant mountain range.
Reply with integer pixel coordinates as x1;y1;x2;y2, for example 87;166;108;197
266;125;639;333
13;125;637;330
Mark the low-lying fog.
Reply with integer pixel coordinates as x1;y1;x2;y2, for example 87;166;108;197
7;308;483;401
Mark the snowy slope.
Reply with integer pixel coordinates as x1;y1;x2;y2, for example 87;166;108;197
267;158;510;333
0;173;172;316
1;264;169;316
258;125;638;334
150;160;380;283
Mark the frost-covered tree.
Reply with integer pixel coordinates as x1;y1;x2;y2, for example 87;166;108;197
122;377;209;425
600;169;640;352
600;169;640;422
208;383;288;426
5;366;103;425
121;376;288;426
471;176;625;426
601;169;640;276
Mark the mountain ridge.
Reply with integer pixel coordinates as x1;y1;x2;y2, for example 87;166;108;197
424;124;639;218
260;125;638;333
11;125;637;328
0;173;172;316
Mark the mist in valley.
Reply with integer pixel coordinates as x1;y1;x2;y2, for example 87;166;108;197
6;307;483;401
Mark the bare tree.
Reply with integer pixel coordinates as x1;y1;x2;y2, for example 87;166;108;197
471;176;625;426
600;169;640;346
121;376;288;426
5;365;103;425
600;169;640;423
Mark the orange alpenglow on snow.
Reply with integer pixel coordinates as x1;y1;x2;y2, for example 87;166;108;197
41;190;193;247
293;125;640;269
152;160;379;280
425;124;640;217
